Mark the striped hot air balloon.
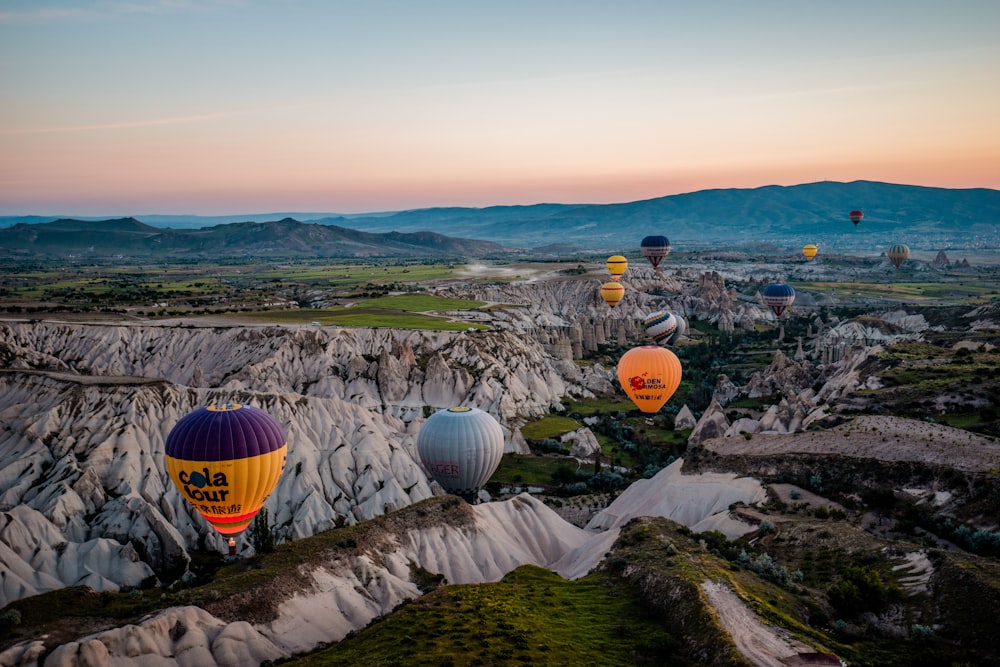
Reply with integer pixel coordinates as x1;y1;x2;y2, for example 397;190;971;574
165;403;287;536
416;407;503;500
802;244;818;261
606;255;628;280
643;310;678;345
600;281;625;307
640;235;671;270
762;283;796;318
887;244;909;269
617;346;683;414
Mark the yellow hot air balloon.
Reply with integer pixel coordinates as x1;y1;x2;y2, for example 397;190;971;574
165;403;287;536
802;244;818;261
600;281;625;307
887;244;909;269
606;255;628;280
617;346;682;413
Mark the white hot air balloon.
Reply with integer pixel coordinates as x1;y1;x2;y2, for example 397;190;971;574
416;407;504;501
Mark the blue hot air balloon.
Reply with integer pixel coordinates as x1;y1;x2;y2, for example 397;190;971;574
640;235;671;271
416;407;504;501
762;283;796;318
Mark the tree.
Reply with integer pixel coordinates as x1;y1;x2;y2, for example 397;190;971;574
249;507;276;554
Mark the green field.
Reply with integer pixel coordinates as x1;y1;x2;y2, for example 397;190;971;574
236;306;490;331
519;415;581;440
285;565;681;667
354;293;485;311
793;280;1000;304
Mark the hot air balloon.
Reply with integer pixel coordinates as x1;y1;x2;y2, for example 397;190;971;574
667;314;687;345
643;311;678;345
640;235;671;270
416;407;503;500
887;244;909;269
606;255;628;280
762;283;795;318
617;346;683;414
165;403;287;536
802;244;818;261
600;281;625;307
849;210;864;226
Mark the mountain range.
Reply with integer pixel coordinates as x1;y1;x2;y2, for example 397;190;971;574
0;217;507;260
2;180;999;258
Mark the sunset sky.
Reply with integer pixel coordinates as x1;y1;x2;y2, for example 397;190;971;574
2;0;999;216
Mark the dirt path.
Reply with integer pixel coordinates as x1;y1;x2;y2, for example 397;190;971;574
701;580;830;667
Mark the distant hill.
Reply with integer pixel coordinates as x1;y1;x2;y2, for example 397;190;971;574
319;181;1000;249
0;217;508;260
3;181;999;251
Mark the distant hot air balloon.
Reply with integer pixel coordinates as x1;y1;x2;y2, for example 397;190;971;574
667;314;687;346
849;210;864;226
416;407;503;500
165;403;287;537
606;255;628;280
600;281;625;307
887;244;909;269
762;283;796;318
643;311;678;345
640;235;671;270
802;244;818;261
617;346;683;413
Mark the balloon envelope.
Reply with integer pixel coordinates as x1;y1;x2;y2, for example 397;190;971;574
165;404;287;536
617;346;683;413
600;281;625;307
416;407;503;498
606;255;628;279
643;310;678;345
762;283;796;318
667;315;687;345
640;235;671;270
802;244;818;261
849;210;864;225
887;244;909;269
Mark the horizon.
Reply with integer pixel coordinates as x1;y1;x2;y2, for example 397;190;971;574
5;178;999;221
2;1;999;216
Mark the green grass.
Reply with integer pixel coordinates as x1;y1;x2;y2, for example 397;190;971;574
226;307;490;331
284;565;682;667
354;293;485;311
792;280;999;304
490;453;577;488
561;395;634;416
519;415;581;440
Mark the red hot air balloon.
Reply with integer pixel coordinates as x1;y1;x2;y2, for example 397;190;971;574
849;210;864;226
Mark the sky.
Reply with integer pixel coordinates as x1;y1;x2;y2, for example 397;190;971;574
1;0;999;216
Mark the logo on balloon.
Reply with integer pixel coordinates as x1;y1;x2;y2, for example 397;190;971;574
628;374;665;392
178;468;231;502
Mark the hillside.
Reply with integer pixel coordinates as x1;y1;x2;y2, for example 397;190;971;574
4;180;999;252
319;180;1000;248
0;217;508;260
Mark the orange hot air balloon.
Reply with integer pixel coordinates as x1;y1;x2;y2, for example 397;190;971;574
165;403;287;536
606;255;628;280
600;281;625;307
617;346;683;413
